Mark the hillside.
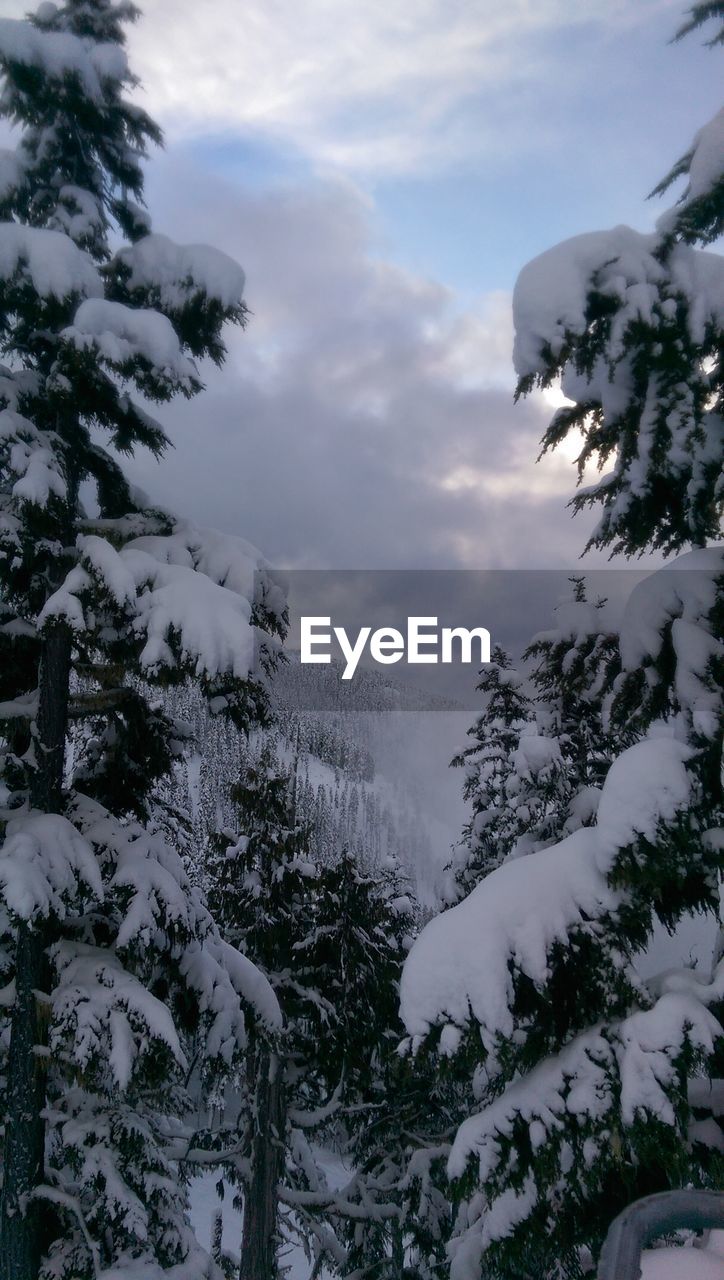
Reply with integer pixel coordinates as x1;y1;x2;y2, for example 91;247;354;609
162;655;469;905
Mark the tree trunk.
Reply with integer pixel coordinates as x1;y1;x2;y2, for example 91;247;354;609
391;1217;405;1275
0;628;72;1280
240;1047;285;1280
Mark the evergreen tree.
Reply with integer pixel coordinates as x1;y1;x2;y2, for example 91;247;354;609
310;854;456;1280
311;851;410;1098
401;13;723;1278
207;756;419;1277
523;576;620;832
341;1031;463;1280
447;646;541;900
449;601;617;906
205;753;325;1275
513;16;723;558
205;751;321;1278
0;3;285;1276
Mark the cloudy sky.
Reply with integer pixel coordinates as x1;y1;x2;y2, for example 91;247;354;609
12;0;723;569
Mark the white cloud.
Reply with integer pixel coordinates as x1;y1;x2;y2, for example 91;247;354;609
120;0;675;173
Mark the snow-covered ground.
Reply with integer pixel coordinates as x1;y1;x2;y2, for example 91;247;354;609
641;1231;724;1278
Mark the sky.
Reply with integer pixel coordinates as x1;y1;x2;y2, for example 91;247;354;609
6;0;722;571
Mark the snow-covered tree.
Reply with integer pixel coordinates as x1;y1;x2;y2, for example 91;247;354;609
446;646;544;899
401;12;723;1278
205;751;322;1279
448;592;618;905
513;15;723;558
0;3;285;1277
404;572;723;1276
524;576;620;828
340;1028;462;1280
312;851;412;1097
207;754;419;1277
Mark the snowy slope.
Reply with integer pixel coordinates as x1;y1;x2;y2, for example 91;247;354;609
163;656;468;904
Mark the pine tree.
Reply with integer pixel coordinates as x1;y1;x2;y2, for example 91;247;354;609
204;750;318;1279
207;757;420;1277
447;647;537;899
401;12;723;1278
0;3;285;1276
513;14;723;558
448;602;617;907
524;576;620;829
311;853;442;1280
340;1046;458;1280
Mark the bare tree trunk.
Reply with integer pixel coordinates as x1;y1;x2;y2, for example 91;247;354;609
0;628;72;1280
239;1046;285;1280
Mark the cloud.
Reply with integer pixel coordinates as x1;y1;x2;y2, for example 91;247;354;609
120;0;675;174
127;157;597;569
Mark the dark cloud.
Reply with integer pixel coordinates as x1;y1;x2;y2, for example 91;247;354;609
128;156;597;570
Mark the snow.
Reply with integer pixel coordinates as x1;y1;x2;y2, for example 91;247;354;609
39;529;273;681
0;220;101;299
54;184;105;242
116;232;246;310
686;106;724;200
401;737;695;1047
0;810;102;920
67;796;276;1061
478;1175;536;1248
78;533;137;606
664;105;724;209
617;994;719;1126
0;148;23;202
179;937;281;1061
71;792;204;940
111;828;203;948
170;523;262;600
447;991;719;1183
444;993;720;1269
96;1248;217;1280
512;729;562;780
641;1240;724;1279
619;547;723;739
214;937;282;1030
80;518;284;636
513;224;724;376
513;226;663;376
125;548;255;678
400;824;620;1048
620;550;721;668
37;564;90;632
64;299;196;386
0;18;127;99
542;598;615;645
595;737;693;859
0;408;67;507
51;943;186;1088
563;783;600;832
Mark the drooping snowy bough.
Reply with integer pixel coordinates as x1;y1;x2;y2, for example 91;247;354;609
0;3;285;1278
